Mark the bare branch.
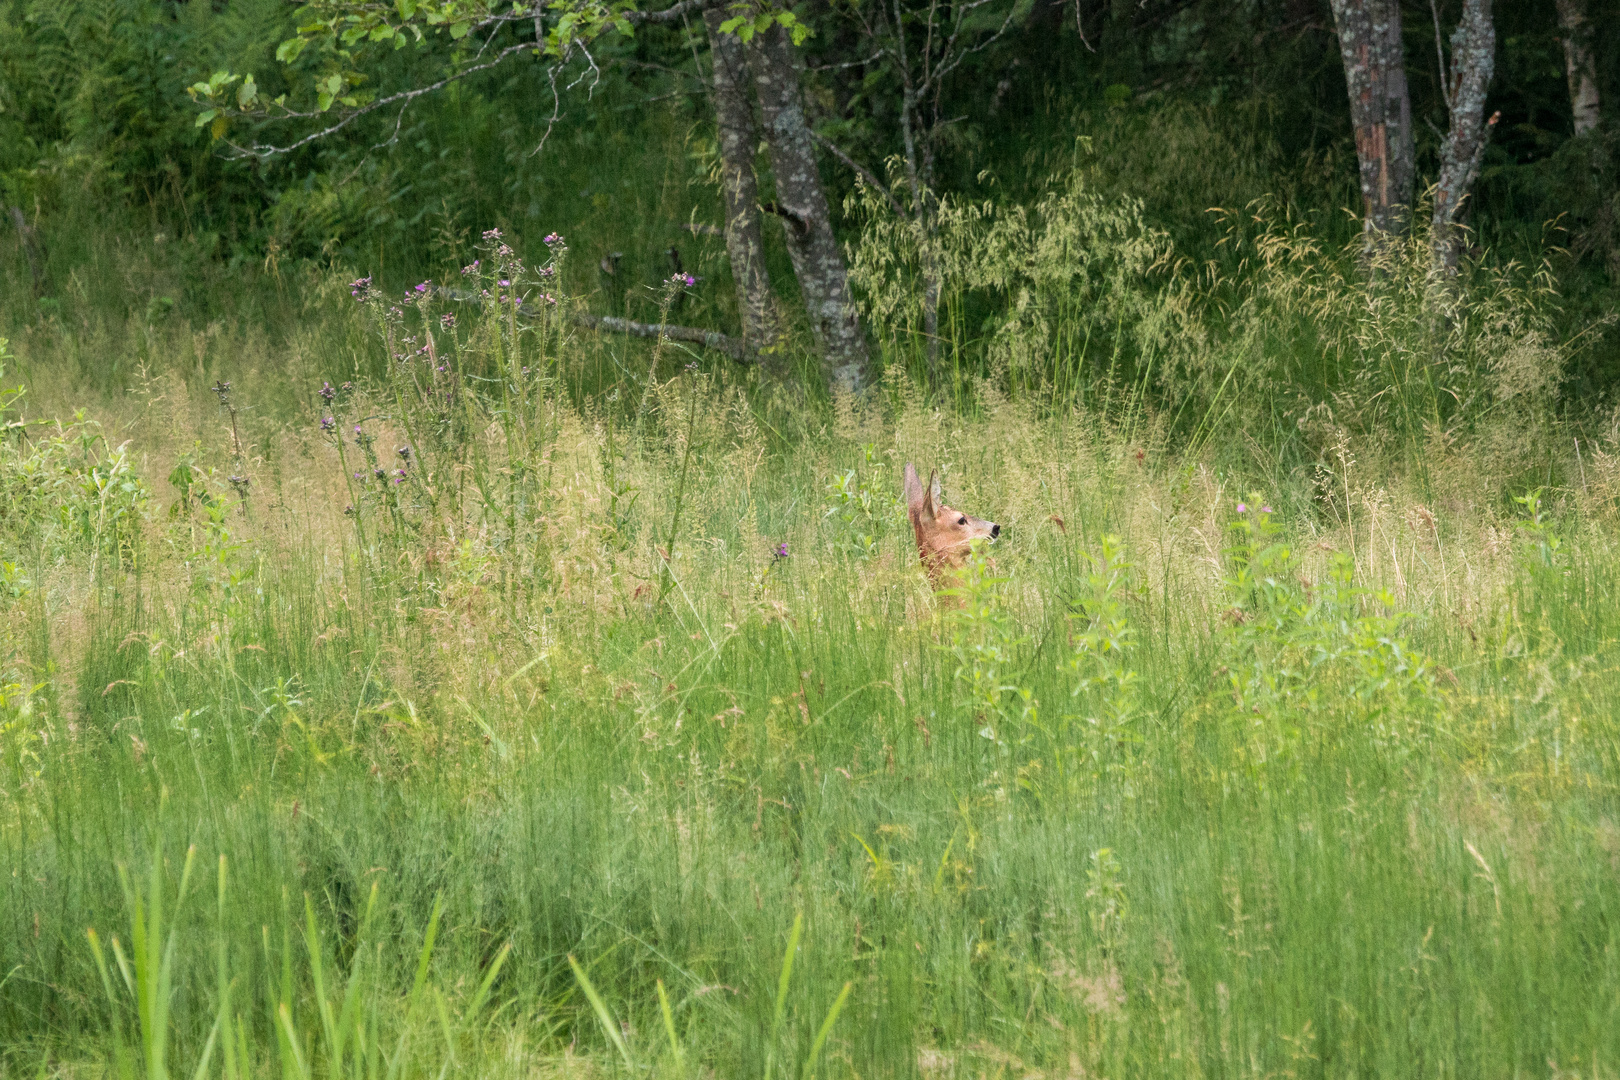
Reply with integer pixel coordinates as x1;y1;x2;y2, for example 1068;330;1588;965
625;0;721;26
224;43;532;159
1075;0;1095;52
809;131;908;218
573;313;755;361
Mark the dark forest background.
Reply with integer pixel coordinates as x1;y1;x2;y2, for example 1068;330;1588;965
0;0;1615;407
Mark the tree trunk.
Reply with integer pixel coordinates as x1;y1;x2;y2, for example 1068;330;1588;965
1432;0;1497;274
1329;0;1416;240
745;24;873;395
1555;0;1601;136
703;8;778;353
5;204;46;297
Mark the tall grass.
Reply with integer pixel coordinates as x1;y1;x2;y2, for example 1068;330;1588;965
0;194;1616;1077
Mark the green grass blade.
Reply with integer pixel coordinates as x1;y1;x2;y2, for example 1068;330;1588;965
410;894;444;1010
463;940;511;1028
764;912;804;1080
567;953;635;1072
657;978;683;1075
190;1010;222;1080
303;892;342;1065
276;1003;312;1080
800;982;851;1080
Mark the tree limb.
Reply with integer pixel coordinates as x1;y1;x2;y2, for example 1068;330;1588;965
572;313;755;362
808;132;908;218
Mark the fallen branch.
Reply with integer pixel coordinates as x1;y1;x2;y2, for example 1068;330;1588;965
572;313;754;362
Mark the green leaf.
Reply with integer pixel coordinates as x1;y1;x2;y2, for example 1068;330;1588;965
396;0;418;17
237;76;257;110
194;109;218;128
276;37;308;63
369;24;396;41
211;115;228;139
324;74;344;96
316;91;334;112
448;19;471;38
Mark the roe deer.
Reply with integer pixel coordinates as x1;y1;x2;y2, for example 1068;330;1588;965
903;462;1000;590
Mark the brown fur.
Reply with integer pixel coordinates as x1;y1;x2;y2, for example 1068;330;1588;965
903;462;1000;589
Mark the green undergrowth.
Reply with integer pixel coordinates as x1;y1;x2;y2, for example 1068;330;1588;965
0;253;1616;1076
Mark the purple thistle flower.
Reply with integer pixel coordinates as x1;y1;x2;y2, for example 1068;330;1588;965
482;228;503;240
1260;505;1273;514
775;541;789;559
543;232;562;245
1236;502;1248;513
397;446;411;460
320;416;335;432
319;382;335;401
415;282;430;293
440;313;456;329
374;467;387;479
498;279;511;288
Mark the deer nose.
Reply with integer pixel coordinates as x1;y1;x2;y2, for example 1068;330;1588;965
990;523;1001;539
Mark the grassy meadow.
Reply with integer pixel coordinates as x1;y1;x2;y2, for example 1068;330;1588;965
1;93;1619;1072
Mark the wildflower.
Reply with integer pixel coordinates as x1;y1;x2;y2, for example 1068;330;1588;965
1260;505;1273;514
228;474;249;490
349;276;373;298
415;282;430;293
397;446;411;461
461;260;480;275
539;265;555;278
320;416;335;432
394;469;407;484
482;228;503;240
440;313;457;329
374;467;387;480
1236;502;1248;513
498;279;511;288
344;504;354;516
543;232;563;245
496;244;513;257
319;382;335;402
211;380;232;402
775;542;789;559
341;382;354;394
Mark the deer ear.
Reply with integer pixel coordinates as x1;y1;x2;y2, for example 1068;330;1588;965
904;463;925;514
926;470;941;517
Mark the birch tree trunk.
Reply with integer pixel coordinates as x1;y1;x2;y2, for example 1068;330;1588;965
1432;0;1497;274
1329;0;1416;240
745;24;873;395
703;8;778;353
1555;0;1601;136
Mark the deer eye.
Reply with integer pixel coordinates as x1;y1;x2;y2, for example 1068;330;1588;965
957;516;968;526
